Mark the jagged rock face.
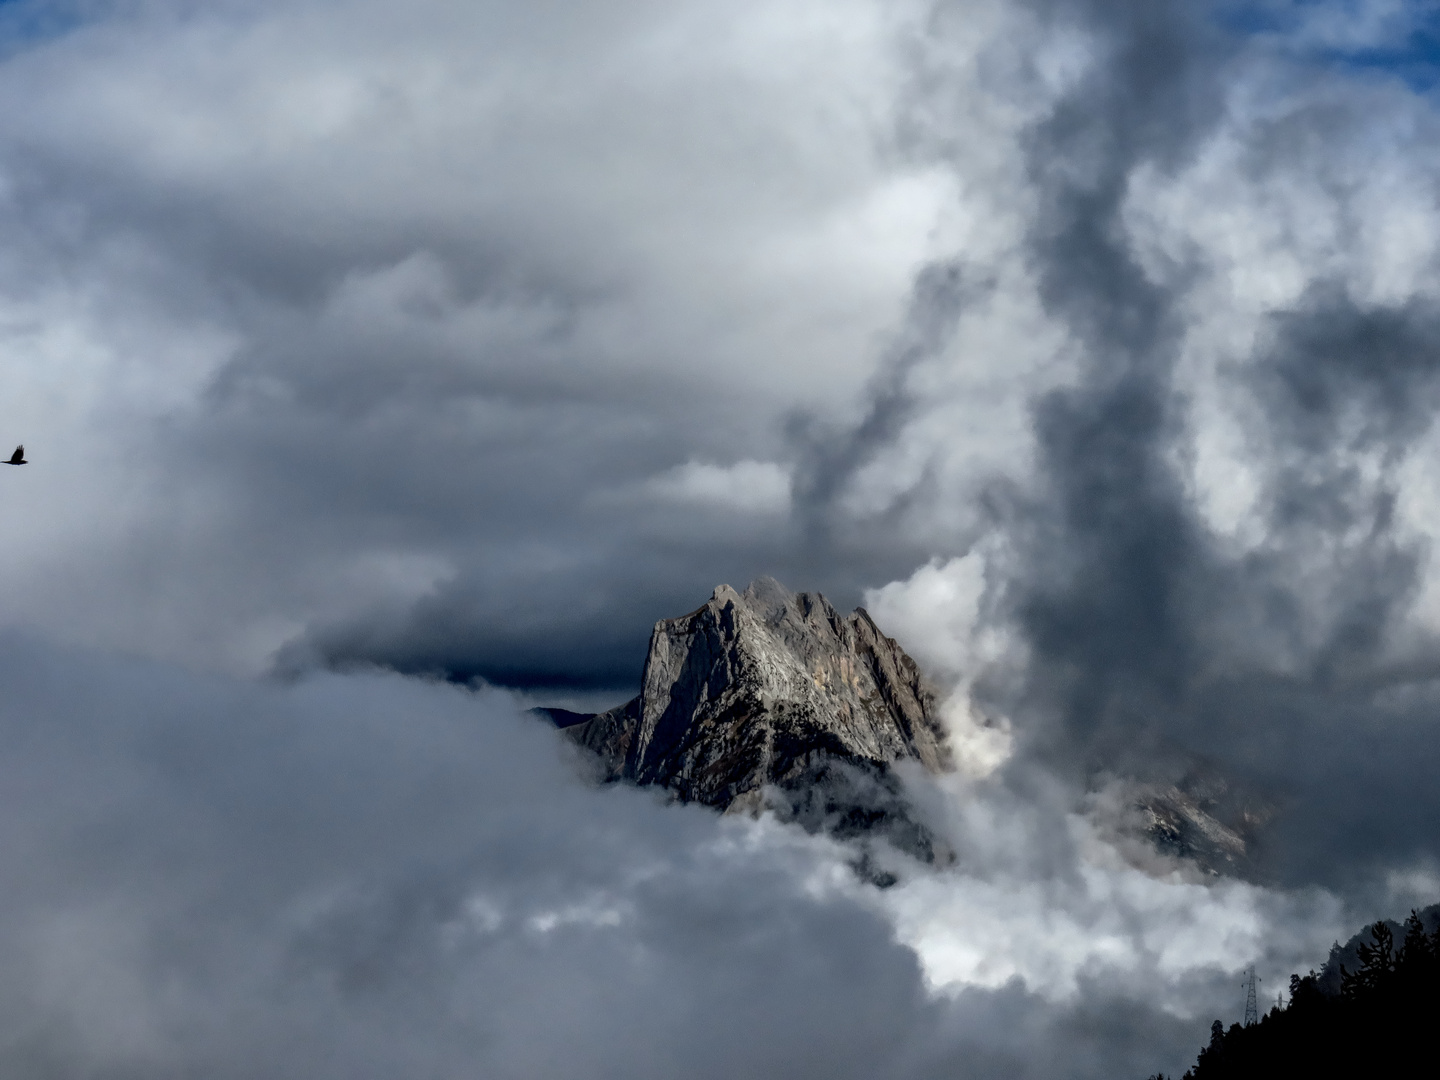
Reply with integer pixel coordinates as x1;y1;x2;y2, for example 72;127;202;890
1096;766;1275;880
567;577;951;818
1135;785;1249;872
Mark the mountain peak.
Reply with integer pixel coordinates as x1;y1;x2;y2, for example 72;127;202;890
737;574;795;612
562;579;951;864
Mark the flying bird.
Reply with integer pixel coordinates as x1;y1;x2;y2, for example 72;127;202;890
4;445;26;465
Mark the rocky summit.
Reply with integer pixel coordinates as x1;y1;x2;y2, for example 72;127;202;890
556;577;953;867
543;576;1271;881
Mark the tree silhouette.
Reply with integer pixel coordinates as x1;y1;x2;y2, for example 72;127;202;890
1173;905;1440;1080
1340;921;1393;997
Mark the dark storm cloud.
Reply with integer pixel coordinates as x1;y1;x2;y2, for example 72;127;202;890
1231;289;1440;670
1164;289;1440;887
269;251;989;689
827;0;1232;776
791;259;971;522
774;1;1236;734
1007;0;1222;736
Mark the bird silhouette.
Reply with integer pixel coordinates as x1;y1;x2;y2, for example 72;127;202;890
4;445;26;465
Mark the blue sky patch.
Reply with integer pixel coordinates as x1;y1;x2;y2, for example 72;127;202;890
1217;1;1440;90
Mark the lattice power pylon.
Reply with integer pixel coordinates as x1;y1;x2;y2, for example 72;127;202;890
1242;967;1259;1027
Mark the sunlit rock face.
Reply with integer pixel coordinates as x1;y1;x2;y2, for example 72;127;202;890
1136;784;1250;872
561;578;953;868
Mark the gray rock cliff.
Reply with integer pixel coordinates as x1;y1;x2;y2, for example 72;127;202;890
1091;765;1275;880
562;577;953;867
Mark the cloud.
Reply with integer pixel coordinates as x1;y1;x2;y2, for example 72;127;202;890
0;632;928;1078
949;4;1440;900
865;554;1018;777
639;459;792;514
0;629;1363;1080
0;0;952;677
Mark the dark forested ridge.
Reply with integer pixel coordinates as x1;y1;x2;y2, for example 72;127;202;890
1151;905;1440;1080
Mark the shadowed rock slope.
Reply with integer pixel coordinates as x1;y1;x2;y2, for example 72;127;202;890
563;578;953;864
1092;764;1275;881
1137;770;1273;878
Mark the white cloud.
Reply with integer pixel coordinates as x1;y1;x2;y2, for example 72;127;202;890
878;806;1344;1005
641;459;792;514
866;554;1017;777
